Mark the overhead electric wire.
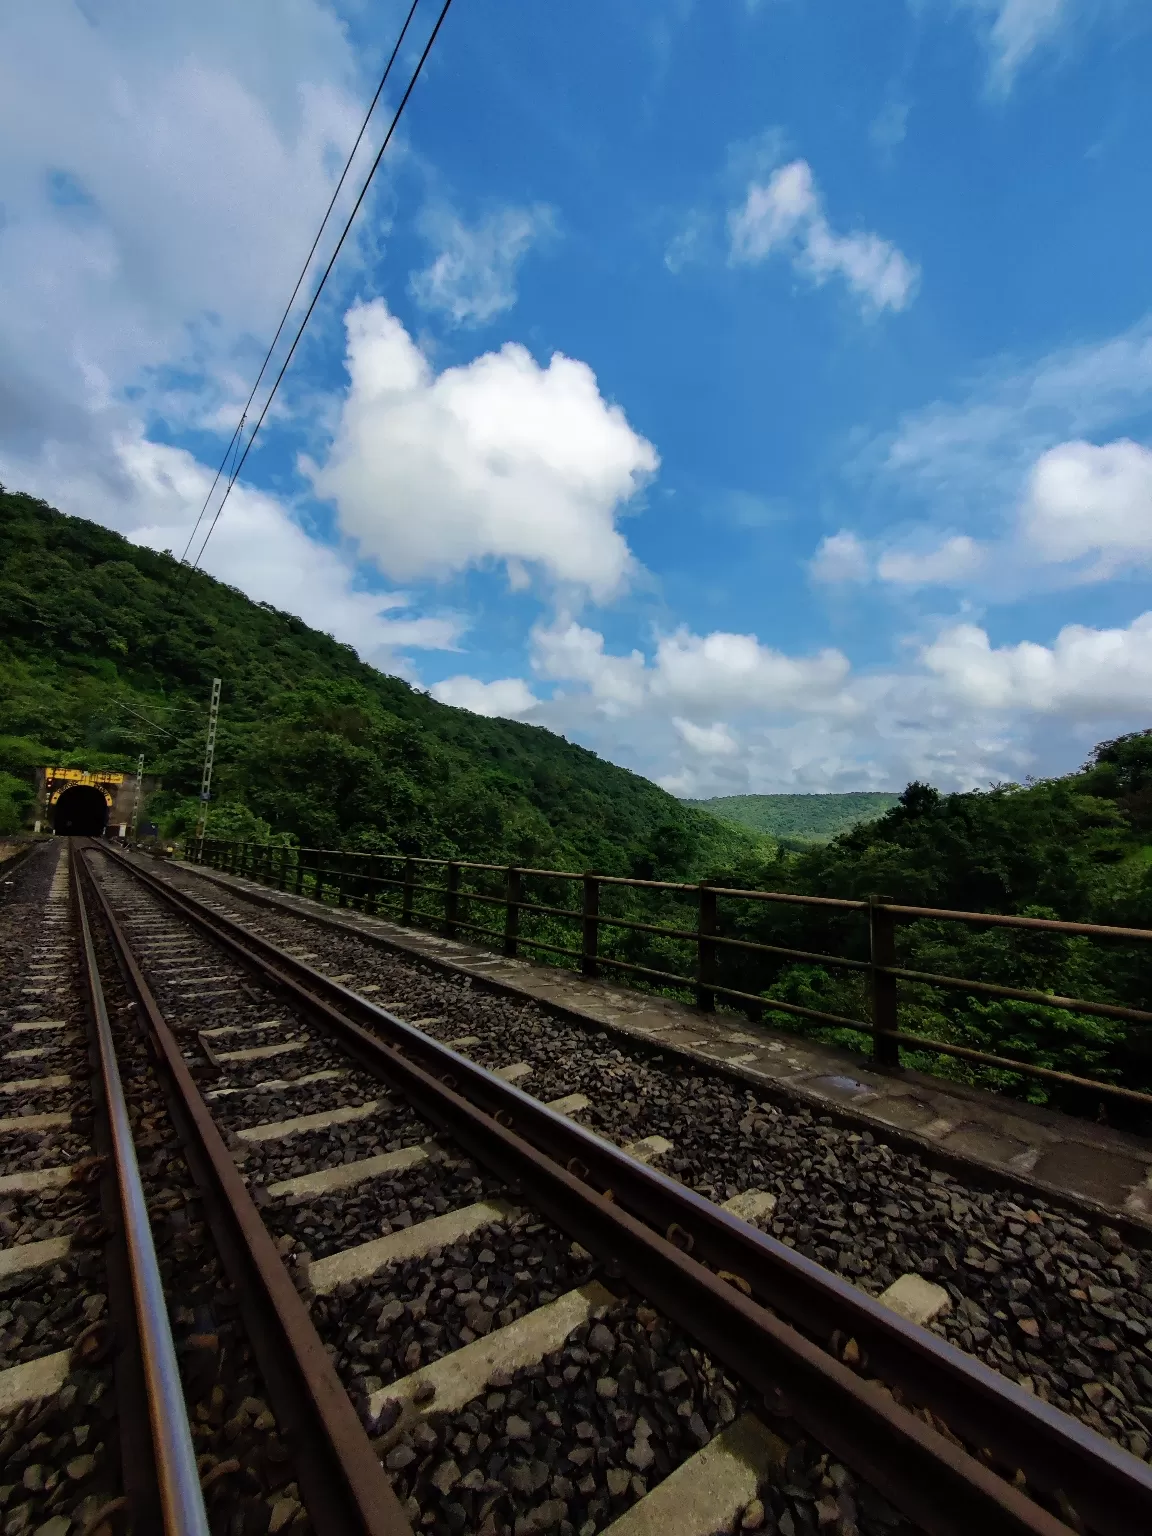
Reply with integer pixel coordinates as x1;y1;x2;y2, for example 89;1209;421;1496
183;0;455;580
178;0;424;568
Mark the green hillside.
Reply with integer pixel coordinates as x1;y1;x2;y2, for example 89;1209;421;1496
684;791;899;843
0;490;752;874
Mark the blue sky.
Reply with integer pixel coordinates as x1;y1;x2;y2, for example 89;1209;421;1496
3;1;1152;795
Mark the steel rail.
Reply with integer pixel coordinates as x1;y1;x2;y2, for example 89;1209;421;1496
79;846;411;1536
71;846;211;1536
102;847;1152;1536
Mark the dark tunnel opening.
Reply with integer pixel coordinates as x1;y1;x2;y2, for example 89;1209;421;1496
52;784;110;837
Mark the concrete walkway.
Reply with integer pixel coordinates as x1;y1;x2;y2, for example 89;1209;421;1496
161;857;1152;1236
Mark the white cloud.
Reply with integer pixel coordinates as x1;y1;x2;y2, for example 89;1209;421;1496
477;599;1152;799
410;203;556;327
0;1;371;456
650;628;851;714
870;318;1152;597
923;613;1152;714
877;534;984;585
1023;439;1152;574
664;210;711;274
672;718;739;756
0;0;468;666
810;530;871;583
7;428;462;672
529;617;851;723
728;159;918;313
429;675;538;718
949;0;1072;92
311;300;658;599
871;99;910;153
530;620;648;715
885;318;1152;499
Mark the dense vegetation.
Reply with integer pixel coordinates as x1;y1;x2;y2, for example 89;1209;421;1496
0;491;751;874
684;791;899;844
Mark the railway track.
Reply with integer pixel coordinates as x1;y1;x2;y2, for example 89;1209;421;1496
2;840;1149;1536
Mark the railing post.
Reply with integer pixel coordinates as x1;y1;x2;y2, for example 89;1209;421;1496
503;867;521;957
697;883;717;1013
870;894;900;1069
294;848;305;896
337;851;348;907
402;858;415;924
278;844;289;891
444;861;461;937
581;874;600;978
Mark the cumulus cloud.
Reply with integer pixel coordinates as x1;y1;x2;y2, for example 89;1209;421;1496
877;534;984;585
312;301;658;599
513;603;1152;798
650;628;851;714
868;318;1152;599
429;675;538;718
530;620;647;715
922;614;1152;715
0;1;369;456
672;718;739;756
528;618;851;724
728;159;918;313
884;318;1152;501
810;530;871;583
410;203;556;327
1023;439;1152;575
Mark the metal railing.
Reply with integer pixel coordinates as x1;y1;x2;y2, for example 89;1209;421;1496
194;839;1152;1111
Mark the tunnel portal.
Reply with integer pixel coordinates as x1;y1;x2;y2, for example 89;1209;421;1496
52;784;110;836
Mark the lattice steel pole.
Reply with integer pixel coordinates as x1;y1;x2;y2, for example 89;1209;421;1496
129;754;145;844
193;678;222;860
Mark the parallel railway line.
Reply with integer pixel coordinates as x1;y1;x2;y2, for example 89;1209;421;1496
1;839;1150;1536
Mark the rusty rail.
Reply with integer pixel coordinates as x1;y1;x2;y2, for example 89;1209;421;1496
72;845;211;1534
105;845;1152;1536
197;838;1152;1111
78;844;411;1536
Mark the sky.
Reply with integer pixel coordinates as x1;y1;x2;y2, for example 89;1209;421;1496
3;1;1152;798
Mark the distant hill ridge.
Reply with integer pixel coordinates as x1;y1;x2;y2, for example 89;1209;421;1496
684;791;900;841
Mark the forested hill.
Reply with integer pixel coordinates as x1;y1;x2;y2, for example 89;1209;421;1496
684;792;899;843
0;491;751;873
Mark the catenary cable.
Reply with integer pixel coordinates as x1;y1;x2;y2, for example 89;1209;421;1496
178;0;425;567
184;0;455;579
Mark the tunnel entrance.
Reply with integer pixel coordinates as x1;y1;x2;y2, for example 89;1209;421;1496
52;784;109;836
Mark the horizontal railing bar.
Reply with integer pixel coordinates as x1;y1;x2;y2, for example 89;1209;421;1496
876;1029;1152;1109
713;983;871;1031
882;965;1152;1025
445;917;505;944
705;885;868;911
512;899;582;922
710;931;871;970
880;903;1152;943
512;936;587;962
593;954;697;990
505;866;585;881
